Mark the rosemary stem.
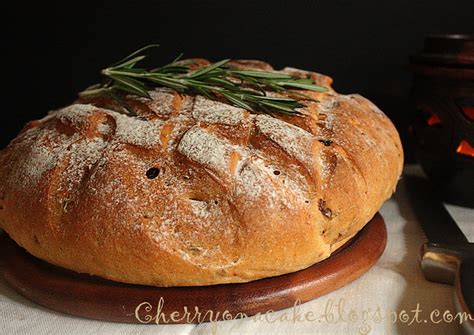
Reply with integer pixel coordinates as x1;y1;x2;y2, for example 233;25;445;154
81;45;328;116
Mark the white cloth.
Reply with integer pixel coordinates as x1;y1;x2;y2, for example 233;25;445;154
1;166;473;335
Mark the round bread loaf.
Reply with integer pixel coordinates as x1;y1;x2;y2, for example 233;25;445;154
0;60;403;286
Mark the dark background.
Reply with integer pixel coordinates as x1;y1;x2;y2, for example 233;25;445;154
2;1;474;162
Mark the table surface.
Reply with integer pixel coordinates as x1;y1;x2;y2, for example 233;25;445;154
1;166;473;335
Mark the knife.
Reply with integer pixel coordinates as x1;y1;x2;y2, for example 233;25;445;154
405;174;474;332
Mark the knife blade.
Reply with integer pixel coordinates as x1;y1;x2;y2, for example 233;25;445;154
404;174;474;332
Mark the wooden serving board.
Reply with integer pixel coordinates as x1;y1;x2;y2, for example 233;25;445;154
0;213;386;324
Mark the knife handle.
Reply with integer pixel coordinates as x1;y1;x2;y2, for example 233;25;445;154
420;243;474;331
455;257;474;332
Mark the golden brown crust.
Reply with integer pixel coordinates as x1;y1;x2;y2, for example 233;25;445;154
0;60;403;286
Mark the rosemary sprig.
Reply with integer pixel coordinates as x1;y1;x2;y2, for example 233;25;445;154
79;44;328;116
